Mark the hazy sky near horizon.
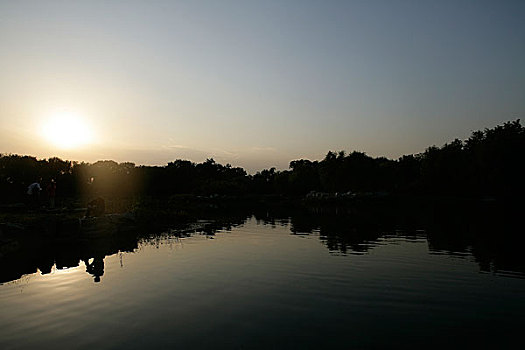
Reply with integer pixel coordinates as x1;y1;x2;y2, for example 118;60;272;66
1;0;524;172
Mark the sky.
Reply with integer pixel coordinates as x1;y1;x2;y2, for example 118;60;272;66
1;0;524;172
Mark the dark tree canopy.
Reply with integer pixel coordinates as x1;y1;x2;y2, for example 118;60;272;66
1;120;523;202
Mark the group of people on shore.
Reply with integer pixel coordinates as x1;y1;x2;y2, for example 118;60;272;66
26;178;106;216
26;178;56;209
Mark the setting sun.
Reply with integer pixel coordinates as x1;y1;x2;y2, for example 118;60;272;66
41;111;93;149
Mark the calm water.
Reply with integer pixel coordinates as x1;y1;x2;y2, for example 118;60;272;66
1;215;524;349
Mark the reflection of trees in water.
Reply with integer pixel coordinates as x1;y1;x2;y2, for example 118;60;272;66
1;199;524;284
289;213;383;254
425;201;525;276
256;200;525;276
0;230;139;284
260;203;398;255
0;214;249;284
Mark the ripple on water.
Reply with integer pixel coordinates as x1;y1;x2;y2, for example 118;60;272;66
1;217;524;349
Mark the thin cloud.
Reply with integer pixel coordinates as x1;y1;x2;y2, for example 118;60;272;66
250;146;277;152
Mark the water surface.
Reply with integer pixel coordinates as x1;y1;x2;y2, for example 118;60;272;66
1;216;524;349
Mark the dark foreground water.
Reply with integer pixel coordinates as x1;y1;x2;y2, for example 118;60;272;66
1;215;524;349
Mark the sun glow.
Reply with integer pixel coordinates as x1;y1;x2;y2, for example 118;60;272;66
42;111;93;149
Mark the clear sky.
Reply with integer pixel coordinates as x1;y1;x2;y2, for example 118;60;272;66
1;0;524;172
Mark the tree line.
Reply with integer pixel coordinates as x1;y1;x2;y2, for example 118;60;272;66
1;120;523;202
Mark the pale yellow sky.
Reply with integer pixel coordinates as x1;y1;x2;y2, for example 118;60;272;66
1;1;524;172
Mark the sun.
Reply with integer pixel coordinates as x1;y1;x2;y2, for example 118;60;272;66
41;111;93;149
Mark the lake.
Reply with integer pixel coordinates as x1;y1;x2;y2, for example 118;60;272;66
1;210;524;349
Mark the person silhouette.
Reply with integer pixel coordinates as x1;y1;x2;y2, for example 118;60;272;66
27;179;42;209
46;179;57;209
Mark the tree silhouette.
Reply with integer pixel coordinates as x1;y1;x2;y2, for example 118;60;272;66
0;119;523;203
